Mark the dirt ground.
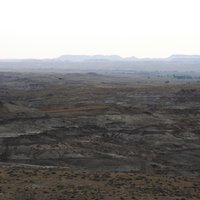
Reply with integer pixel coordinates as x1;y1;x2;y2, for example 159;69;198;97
0;165;199;200
0;71;200;199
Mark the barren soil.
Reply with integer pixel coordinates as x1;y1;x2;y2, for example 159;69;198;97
0;71;200;199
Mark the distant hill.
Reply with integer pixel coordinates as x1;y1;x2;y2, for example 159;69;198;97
1;54;200;72
57;54;200;62
167;55;200;61
1;54;200;63
57;55;137;62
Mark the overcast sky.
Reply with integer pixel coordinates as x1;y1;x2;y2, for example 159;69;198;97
0;0;200;59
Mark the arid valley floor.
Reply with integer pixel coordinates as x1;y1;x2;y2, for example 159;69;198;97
0;71;200;199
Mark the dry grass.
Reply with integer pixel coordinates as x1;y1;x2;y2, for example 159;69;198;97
0;166;199;200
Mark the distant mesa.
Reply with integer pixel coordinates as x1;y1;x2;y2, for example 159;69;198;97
57;55;137;62
166;54;200;61
57;54;200;62
1;54;200;63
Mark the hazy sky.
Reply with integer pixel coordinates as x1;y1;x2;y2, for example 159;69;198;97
0;0;200;58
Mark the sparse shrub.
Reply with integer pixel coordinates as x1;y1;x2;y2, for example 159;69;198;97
14;190;36;200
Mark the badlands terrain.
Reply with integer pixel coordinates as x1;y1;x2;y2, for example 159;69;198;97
0;69;200;199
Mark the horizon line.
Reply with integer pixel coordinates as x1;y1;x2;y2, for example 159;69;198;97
1;54;200;60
